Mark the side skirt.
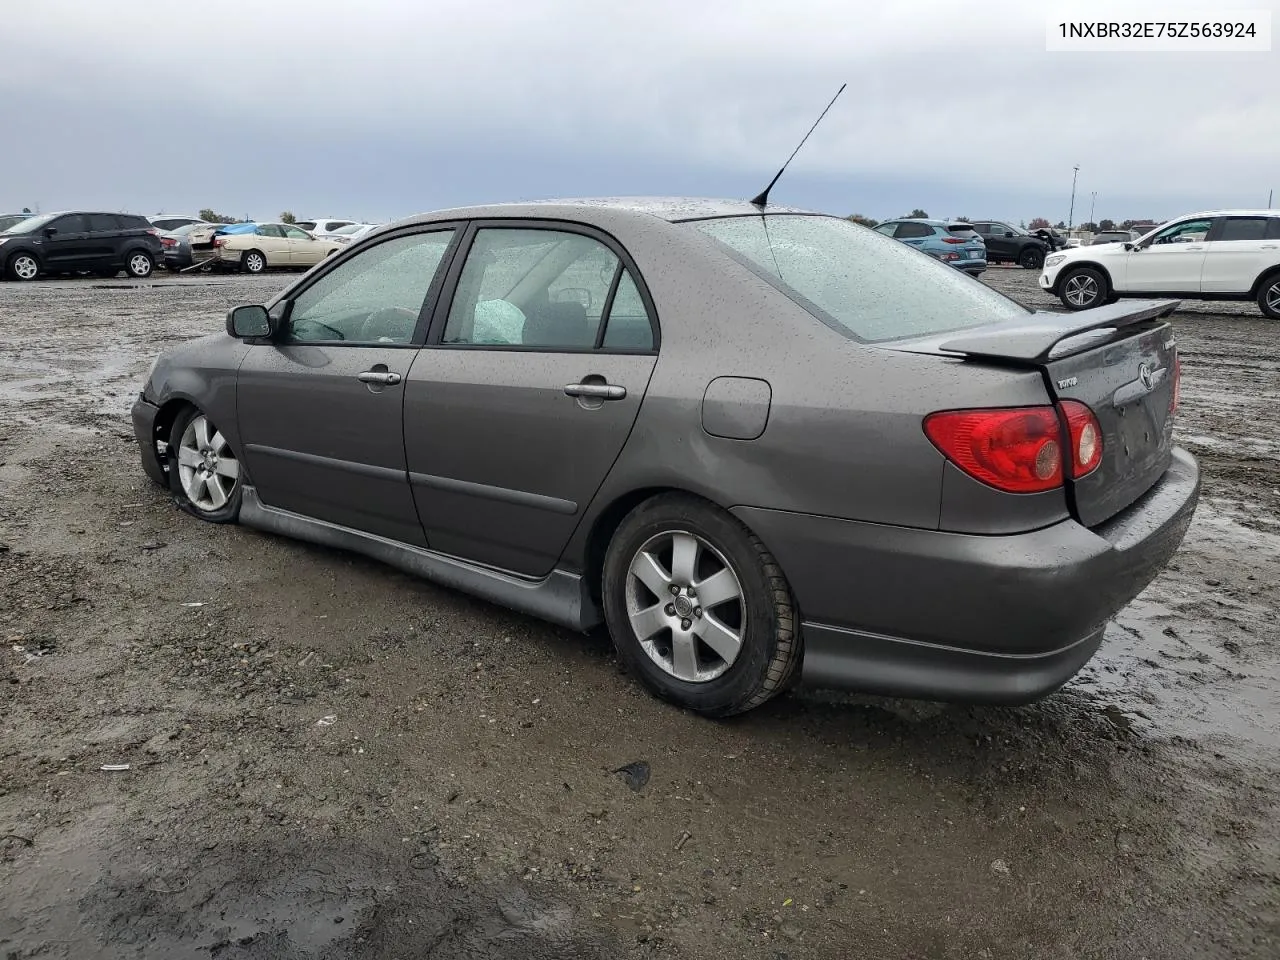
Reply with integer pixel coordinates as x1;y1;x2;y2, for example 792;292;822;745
239;485;603;632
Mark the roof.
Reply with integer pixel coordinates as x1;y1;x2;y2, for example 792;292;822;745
401;197;817;226
1173;209;1279;218
878;217;971;226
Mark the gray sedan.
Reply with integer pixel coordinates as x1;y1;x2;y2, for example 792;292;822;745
132;198;1200;716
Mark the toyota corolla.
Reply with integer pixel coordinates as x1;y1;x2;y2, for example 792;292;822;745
132;198;1200;717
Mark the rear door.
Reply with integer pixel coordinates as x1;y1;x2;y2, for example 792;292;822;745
1200;215;1277;293
235;227;460;545
84;214;121;266
403;222;659;577
1123;216;1214;292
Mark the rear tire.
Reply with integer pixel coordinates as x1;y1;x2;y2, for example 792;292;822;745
1257;273;1280;320
125;251;154;278
241;250;267;274
1018;246;1045;270
601;493;800;717
1058;266;1107;311
6;252;41;281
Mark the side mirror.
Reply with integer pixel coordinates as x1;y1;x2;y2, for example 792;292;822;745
227;304;272;339
1003;231;1015;238
43;227;58;237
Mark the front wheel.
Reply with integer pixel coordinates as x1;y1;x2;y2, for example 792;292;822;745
7;253;41;281
1058;266;1108;311
1018;246;1045;270
602;494;800;717
169;406;242;523
1257;274;1280;320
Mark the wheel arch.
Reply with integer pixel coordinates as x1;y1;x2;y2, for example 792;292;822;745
1056;259;1114;294
1248;264;1280;298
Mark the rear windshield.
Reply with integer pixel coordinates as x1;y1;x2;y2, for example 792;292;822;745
946;224;981;238
690;214;1026;342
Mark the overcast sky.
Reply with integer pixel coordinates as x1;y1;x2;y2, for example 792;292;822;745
2;0;1276;225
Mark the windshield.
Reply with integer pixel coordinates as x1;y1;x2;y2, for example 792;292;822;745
690;215;1026;342
1;213;58;235
333;224;366;235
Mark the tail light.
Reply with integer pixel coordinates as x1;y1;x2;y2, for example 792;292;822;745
147;227;160;236
1170;355;1181;414
213;237;226;247
161;237;176;248
924;402;1104;494
941;237;966;244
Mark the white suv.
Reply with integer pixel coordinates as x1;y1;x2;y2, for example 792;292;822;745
1040;210;1280;319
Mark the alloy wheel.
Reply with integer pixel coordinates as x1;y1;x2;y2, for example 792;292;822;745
176;414;239;512
624;530;746;683
12;256;38;281
1267;281;1280;315
1064;274;1099;307
128;253;152;277
245;252;265;273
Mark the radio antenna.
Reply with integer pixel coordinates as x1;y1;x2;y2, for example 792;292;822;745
750;83;847;208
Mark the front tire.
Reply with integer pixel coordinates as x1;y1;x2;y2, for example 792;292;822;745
1058;266;1107;311
125;251;154;279
168;406;242;523
241;249;267;274
6;253;41;281
602;494;799;717
1257;273;1280;320
1018;246;1045;270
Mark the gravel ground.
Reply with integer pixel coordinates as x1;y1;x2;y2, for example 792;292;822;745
0;267;1277;959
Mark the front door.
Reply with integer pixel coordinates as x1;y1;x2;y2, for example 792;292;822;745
1200;215;1279;294
235;227;460;545
1122;216;1215;292
41;214;92;270
404;224;659;577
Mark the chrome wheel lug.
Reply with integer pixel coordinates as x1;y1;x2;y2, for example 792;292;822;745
694;607;702;618
665;604;676;616
680;618;692;630
669;584;680;595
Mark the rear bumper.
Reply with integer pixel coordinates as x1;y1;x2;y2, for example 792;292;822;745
130;393;168;487
732;447;1200;703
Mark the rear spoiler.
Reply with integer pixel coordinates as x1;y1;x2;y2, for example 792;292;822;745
938;300;1180;364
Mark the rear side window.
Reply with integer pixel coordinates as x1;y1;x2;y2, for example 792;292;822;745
691;214;1026;343
257;224;285;238
894;222;934;239
1268;218;1280;241
873;223;897;236
600;270;655;350
1217;217;1268;242
295;221;316;231
87;214;119;232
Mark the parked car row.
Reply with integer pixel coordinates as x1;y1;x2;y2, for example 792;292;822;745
1042;208;1280;319
0;210;382;280
870;218;1069;275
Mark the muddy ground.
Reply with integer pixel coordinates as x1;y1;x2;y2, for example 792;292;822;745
0;267;1276;959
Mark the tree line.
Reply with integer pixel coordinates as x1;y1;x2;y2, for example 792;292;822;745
848;210;1152;232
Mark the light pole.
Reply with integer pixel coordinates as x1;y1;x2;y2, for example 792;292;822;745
1089;191;1096;227
1068;165;1080;230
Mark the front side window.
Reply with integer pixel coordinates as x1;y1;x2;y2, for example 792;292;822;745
1150;218;1214;245
284;230;455;344
691;214;1026;343
52;215;88;234
1217;217;1268;242
283;225;310;240
442;228;621;349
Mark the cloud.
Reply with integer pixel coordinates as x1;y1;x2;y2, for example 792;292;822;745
1;0;1276;220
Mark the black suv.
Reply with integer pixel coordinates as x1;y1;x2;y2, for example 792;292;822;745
0;212;163;281
967;220;1050;269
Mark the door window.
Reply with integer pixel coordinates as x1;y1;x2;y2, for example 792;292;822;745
283;230;456;344
442;228;621;349
1216;217;1268;242
283;225;311;240
87;214;119;233
600;269;654;350
257;224;285;238
1150;219;1213;245
873;223;898;236
51;215;88;234
893;222;934;239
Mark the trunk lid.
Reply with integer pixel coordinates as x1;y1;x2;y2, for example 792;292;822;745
895;300;1180;527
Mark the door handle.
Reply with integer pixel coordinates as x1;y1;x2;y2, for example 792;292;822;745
1183;246;1204;251
1262;244;1278;249
563;382;626;400
358;370;402;385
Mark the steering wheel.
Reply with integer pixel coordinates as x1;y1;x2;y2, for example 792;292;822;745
357;306;419;343
294;318;346;340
